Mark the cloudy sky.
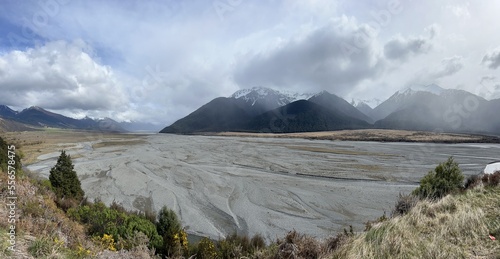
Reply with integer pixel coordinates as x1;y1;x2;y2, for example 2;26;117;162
1;0;499;125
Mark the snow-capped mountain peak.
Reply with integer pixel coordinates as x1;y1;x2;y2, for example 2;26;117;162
230;87;315;106
400;83;444;96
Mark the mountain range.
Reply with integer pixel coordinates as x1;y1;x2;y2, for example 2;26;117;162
0;105;161;132
2;84;498;135
160;85;500;135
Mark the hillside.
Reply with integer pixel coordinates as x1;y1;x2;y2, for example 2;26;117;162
161;88;374;134
0;105;128;133
247;100;371;133
0;118;34;132
309;91;373;123
160;97;252;133
334;185;500;258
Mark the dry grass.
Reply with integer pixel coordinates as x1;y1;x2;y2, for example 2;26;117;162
0;172;95;258
0;171;158;258
92;140;146;149
2;130;147;164
331;186;500;258
285;145;395;157
216;129;500;143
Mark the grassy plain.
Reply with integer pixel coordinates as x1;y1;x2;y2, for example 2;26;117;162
216;129;500;143
2;129;147;164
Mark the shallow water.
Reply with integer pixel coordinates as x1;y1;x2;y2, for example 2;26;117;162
27;134;499;240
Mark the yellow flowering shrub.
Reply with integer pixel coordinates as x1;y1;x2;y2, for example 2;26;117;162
93;234;117;252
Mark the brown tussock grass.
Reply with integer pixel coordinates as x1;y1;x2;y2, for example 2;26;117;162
332;186;500;258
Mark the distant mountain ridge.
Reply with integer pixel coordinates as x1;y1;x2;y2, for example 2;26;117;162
0;105;127;132
161;85;500;135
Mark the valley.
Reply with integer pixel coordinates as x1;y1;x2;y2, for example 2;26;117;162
24;132;499;241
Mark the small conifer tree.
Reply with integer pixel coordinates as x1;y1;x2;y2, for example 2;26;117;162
156;206;182;256
49;150;84;200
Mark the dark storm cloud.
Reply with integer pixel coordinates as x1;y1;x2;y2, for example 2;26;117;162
482;48;500;69
431;56;464;79
233;19;385;95
383;36;431;61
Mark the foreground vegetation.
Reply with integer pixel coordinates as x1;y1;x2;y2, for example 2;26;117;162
1;135;499;258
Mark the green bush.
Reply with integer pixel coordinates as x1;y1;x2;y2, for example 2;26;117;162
217;233;266;258
196;237;218;259
67;201;163;251
412;157;464;200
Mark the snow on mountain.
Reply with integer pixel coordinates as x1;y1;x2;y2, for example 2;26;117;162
281;90;315;102
350;98;382;109
400;83;445;96
230;87;314;106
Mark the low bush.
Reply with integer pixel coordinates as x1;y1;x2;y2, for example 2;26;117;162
391;193;418;217
67;201;163;251
464;174;480;190
196;237;218;259
217;233;266;258
412;157;464;200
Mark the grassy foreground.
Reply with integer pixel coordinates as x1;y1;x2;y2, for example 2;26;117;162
333;186;500;258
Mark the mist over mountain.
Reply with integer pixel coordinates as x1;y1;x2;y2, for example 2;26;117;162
230;87;314;116
309;91;373;123
373;85;494;133
353;102;374;119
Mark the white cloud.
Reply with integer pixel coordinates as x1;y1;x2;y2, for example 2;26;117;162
1;0;500;124
0;40;128;114
447;3;471;18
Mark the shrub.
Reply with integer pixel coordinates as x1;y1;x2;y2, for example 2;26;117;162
197;237;218;259
489;171;500;186
480;171;500;187
21;200;45;218
464;174;480;190
391;193;418;217
250;234;266;250
412;157;464;200
27;237;54;257
93;234;117;251
49;151;85;201
217;233;266;258
276;230;320;259
67;201;163;251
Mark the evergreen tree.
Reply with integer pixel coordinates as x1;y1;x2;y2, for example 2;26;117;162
49;150;84;200
156;206;182;256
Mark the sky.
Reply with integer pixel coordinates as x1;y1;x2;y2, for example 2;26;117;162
1;0;500;125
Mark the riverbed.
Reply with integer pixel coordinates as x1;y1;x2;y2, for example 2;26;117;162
27;134;499;240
